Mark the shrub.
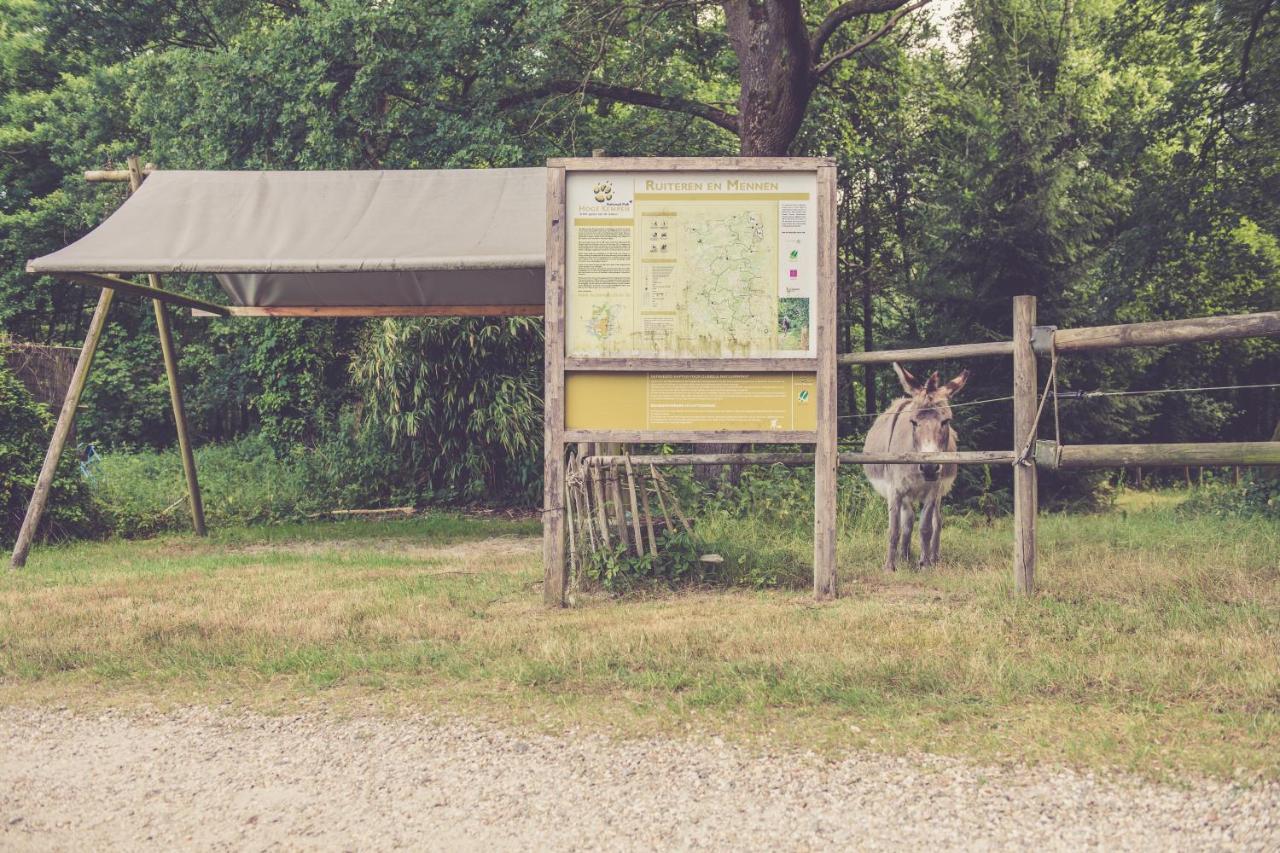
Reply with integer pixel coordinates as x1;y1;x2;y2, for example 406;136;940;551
0;360;102;548
1180;473;1280;520
583;528;704;593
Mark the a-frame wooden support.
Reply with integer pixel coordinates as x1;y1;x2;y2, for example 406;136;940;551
10;156;207;568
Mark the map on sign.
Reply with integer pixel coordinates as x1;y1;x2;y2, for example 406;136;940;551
566;171;816;358
680;207;776;352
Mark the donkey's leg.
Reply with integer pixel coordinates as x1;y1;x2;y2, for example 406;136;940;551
899;501;915;565
883;493;901;573
921;499;942;563
929;497;943;564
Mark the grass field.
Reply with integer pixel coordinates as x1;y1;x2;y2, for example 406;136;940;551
0;493;1276;782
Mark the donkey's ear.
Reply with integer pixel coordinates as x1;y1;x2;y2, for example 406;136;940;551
940;368;970;399
925;371;940;394
892;362;922;394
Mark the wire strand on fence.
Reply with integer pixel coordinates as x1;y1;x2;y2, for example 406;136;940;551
1054;381;1280;400
838;380;1280;422
837;393;1016;420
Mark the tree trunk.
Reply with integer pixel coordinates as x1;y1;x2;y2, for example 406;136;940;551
696;2;815;484
723;0;812;156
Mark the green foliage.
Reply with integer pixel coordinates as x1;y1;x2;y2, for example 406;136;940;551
350;317;544;504
89;425;419;537
0;359;101;547
1180;474;1280;520
584;528;703;593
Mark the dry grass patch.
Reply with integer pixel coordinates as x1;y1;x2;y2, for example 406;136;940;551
0;503;1276;781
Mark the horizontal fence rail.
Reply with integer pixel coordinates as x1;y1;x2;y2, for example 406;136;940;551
584;450;1017;467
1053;311;1280;353
837;340;1013;365
836;311;1280;363
1038;440;1280;469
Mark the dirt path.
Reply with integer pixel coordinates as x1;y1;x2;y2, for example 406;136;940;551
0;707;1274;851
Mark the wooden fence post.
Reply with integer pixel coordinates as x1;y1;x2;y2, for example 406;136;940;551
542;164;568;606
126;156;206;536
813;163;839;600
1012;295;1038;595
10;288;114;568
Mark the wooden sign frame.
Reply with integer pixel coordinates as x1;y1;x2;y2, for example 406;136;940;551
543;157;838;605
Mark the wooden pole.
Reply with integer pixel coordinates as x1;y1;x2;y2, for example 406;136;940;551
128;156;206;537
814;163;839;601
1012;295;1038;596
651;463;674;532
623;457;644;557
1053;310;1280;352
608;463;631;555
39;272;231;316
590;463;611;550
84;165;154;182
1050;441;1280;468
565;456;578;585
585;450;1015;467
838;340;1013;365
577;457;598;553
10;288;114;568
639;468;658;557
543;164;568;605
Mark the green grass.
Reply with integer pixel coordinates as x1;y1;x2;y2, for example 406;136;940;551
0;498;1276;782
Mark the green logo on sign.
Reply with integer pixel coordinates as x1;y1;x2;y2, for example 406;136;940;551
789;249;799;260
798;389;810;402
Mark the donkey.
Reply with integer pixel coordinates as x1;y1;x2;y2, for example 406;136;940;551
863;364;970;572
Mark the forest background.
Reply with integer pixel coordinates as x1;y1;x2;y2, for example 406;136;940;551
1;0;1276;541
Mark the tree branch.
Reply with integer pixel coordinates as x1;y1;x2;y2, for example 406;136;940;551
812;0;931;78
499;80;740;134
811;0;916;59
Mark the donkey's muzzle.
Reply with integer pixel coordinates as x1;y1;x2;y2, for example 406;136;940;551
920;464;940;481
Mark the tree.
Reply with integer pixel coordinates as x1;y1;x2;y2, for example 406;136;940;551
505;0;934;155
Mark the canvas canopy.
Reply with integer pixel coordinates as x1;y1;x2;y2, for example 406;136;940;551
27;168;547;308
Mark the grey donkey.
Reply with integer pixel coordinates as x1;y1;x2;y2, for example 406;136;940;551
863;363;970;571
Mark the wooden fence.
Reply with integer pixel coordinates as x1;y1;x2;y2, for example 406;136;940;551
582;296;1280;596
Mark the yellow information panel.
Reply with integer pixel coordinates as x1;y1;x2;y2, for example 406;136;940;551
566;372;817;432
566;171;818;358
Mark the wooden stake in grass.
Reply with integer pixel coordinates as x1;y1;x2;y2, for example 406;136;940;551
578;457;598;553
639;465;658;558
564;455;579;586
651;464;674;534
591;463;611;551
623;456;645;558
608;462;631;555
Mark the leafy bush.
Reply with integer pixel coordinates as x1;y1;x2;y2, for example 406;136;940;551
583;528;703;593
1180;474;1280;520
0;360;102;548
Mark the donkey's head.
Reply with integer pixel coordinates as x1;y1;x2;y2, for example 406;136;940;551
892;363;970;482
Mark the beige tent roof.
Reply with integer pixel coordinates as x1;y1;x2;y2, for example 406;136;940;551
27;168;547;308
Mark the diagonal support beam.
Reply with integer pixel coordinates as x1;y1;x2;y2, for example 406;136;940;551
41;271;231;316
11;287;115;568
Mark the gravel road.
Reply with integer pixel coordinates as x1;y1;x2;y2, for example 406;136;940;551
0;707;1274;851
